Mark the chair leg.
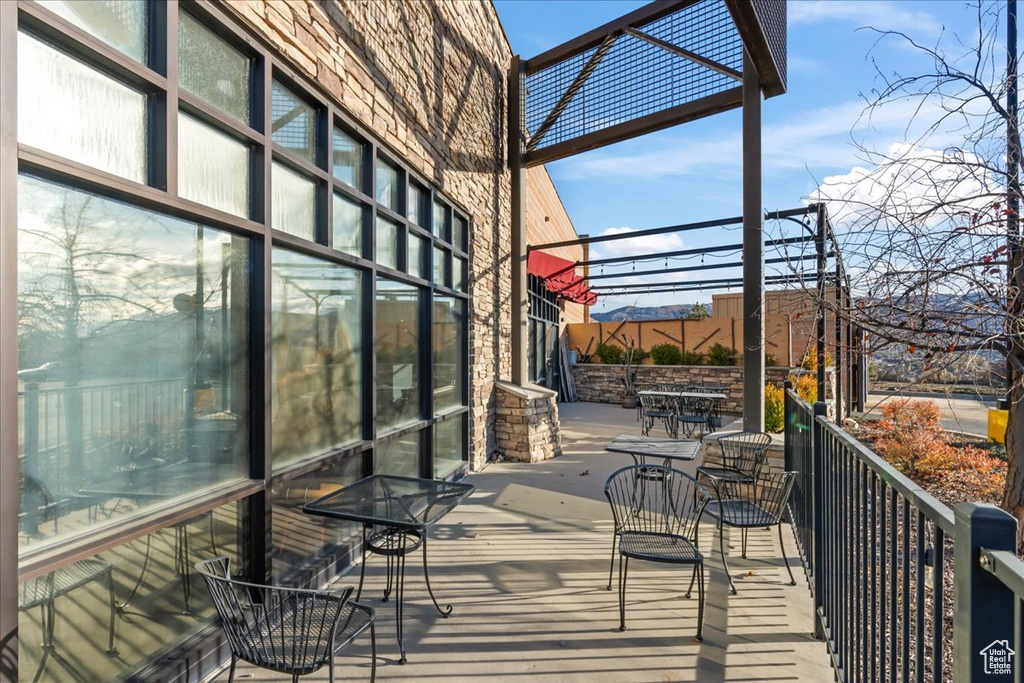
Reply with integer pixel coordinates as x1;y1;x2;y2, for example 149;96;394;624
741;527;748;559
105;567;118;655
606;529;618;591
227;655;236;683
618;555;629;632
719;520;737;595
328;653;335;683
685;563;697;599
369;622;377;683
695;562;705;641
778;523;797;586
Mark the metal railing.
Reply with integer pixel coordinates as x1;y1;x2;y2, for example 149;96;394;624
784;383;1024;683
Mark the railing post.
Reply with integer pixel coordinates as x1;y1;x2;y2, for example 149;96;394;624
783;380;792;471
811;400;828;639
953;503;1017;681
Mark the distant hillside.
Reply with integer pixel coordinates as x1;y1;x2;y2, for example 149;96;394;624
591;304;690;322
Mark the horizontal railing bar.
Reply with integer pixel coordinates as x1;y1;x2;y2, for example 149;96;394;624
816;417;955;533
981;548;1024;597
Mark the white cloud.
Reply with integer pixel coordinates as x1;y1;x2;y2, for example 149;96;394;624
590;226;684;259
789;1;942;36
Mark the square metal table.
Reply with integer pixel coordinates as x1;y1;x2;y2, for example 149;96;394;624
304;474;474;663
605;434;701;466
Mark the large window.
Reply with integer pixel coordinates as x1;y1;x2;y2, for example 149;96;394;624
7;2;472;679
271;249;361;467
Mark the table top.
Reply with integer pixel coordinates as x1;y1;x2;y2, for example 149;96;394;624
637;390;727;401
303;474;474;530
605;434;701;462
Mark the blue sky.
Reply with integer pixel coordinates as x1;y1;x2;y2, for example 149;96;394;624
493;0;989;314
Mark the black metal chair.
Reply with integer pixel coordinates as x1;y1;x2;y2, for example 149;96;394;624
638;390;676;438
699;471;797;594
604;464;710;641
696;431;772;488
196;557;376;683
675;395;716;438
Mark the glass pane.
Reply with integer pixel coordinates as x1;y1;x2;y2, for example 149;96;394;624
179;11;250;124
434;415;465;478
409;234;428;280
374;431;420;478
433;246;448;287
18;32;147;183
333;192;363;256
408;183;426;225
376;279;420;432
36;0;147;62
433;200;448;240
375;159;399;211
271;452;361;581
271;249;361;468
19;499;242;682
272;162;316;240
454;215;468;251
332;128;363;190
454;257;467;291
17;175;250;552
272;81;316;162
178;112;249;217
434;296;465;413
375;217;398;270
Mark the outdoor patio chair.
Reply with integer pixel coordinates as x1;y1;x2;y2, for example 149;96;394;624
632;383;656;422
19;558;118;683
675;395;716;438
699;471;797;594
196;557;376;683
638;391;677;438
696;431;772;488
604;464;711;641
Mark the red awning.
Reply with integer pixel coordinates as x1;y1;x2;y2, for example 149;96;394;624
527;251;598;305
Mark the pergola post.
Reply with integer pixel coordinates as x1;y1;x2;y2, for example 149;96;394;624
741;50;764;432
509;55;528;386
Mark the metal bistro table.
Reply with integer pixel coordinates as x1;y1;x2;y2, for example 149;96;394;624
303;474;474;663
605;434;701;467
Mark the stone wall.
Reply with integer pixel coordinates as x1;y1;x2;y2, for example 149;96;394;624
226;1;580;468
571;364;794;414
494;382;562;463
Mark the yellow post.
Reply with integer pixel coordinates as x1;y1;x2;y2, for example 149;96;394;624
988;407;1009;444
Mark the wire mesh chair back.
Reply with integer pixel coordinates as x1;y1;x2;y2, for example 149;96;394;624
196;557;353;677
717;431;772;479
675;396;715;435
605;465;709;541
711;471;796;528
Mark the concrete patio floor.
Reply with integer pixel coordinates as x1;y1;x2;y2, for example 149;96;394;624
226;402;832;682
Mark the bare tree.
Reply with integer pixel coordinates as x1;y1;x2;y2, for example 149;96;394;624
809;1;1024;526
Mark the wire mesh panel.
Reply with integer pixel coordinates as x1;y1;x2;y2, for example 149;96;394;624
750;0;787;92
523;0;742;153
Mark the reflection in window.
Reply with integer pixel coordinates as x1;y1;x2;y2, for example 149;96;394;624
18;32;147;183
408;183;426;225
375;159;399;211
271;452;362;581
36;0;147;62
434;416;465;478
376;279;420;432
374;432;420;478
333;192;363;256
375;217;398;270
178;11;250;123
271;249;361;467
453;257;467;291
433;200;448;240
332;128;363;190
271;81;316;162
19;499;241;681
178;111;249;217
433;246;448;287
409;233;428;280
434;297;465;414
272;162;316;241
453;215;468;251
17;175;249;551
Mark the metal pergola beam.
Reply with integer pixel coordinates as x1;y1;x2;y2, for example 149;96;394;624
591;272;816;291
579;235;810;269
741;48;763;431
623;27;742;81
529;215;743;252
584;253;816;281
523;0;698;75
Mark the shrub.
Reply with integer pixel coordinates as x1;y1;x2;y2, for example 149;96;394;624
800;347;833;371
765;352;779;366
594;343;624;365
679;350;704;365
650;343;683;365
631;347;650;363
790;373;817;403
706;343;737;366
764;384;785;433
